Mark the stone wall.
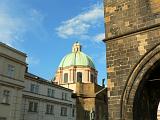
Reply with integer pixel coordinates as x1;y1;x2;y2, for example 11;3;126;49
104;0;160;119
104;0;160;39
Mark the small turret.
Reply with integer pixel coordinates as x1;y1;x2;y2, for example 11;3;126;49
72;42;82;52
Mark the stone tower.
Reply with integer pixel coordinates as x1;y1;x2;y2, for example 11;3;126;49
104;0;160;120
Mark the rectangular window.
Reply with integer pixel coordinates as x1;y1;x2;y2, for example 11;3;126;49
62;92;68;100
64;73;68;83
62;92;65;100
47;89;55;98
30;84;39;93
0;117;6;120
2;90;10;104
7;64;15;78
72;109;75;117
65;93;68;100
46;104;54;114
61;107;67;116
91;74;94;83
77;72;82;83
28;101;38;112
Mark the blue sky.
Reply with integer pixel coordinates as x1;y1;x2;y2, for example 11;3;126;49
0;0;106;85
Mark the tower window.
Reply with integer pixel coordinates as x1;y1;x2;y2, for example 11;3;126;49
64;73;68;83
77;72;82;83
91;74;94;83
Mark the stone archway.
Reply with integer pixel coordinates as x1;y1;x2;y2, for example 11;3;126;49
121;43;160;120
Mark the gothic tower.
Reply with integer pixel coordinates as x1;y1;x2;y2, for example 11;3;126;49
104;0;160;119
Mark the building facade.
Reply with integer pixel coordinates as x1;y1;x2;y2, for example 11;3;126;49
21;72;76;120
54;42;108;120
104;0;160;119
0;42;76;120
0;42;27;120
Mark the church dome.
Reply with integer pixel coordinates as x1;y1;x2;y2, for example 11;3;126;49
59;42;95;69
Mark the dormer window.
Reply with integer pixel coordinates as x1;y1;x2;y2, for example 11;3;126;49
77;72;82;83
64;73;68;83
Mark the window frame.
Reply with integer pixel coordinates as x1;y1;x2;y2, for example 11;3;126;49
62;92;68;100
46;104;54;115
72;108;75;117
0;117;7;120
64;73;68;83
61;107;67;116
77;72;82;83
30;84;39;94
91;74;94;83
47;88;55;98
2;90;10;104
28;101;38;112
7;64;15;78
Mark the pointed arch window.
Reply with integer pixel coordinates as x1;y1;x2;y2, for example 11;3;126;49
77;72;82;83
64;73;68;83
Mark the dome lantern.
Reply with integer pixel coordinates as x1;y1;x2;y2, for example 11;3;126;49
72;42;82;52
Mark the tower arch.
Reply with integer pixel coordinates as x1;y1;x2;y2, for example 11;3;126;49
121;43;160;119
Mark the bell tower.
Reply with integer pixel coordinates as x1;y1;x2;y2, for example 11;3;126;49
104;0;160;119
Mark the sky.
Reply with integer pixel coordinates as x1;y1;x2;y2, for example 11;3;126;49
0;0;106;85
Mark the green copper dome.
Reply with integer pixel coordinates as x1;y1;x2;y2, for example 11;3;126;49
59;42;95;69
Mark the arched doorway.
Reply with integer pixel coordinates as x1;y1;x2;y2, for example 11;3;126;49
121;44;160;120
133;60;160;120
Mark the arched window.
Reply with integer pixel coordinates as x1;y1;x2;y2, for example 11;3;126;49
77;72;82;83
64;73;68;83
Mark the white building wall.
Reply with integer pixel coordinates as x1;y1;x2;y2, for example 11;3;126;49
21;76;76;120
0;42;26;120
0;85;23;120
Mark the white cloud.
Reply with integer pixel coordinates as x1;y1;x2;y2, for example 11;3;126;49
0;10;25;46
0;1;45;47
56;3;104;39
93;33;105;42
26;57;40;65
